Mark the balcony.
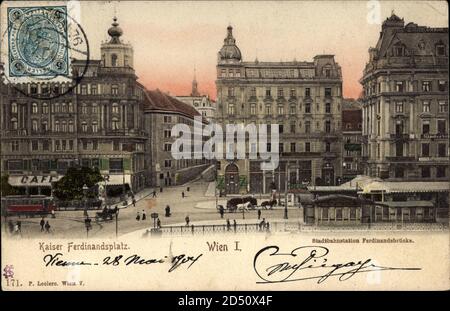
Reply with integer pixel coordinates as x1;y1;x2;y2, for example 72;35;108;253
420;133;449;140
385;156;415;162
390;133;410;140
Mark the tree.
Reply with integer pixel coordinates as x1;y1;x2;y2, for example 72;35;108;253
1;174;17;196
53;167;104;201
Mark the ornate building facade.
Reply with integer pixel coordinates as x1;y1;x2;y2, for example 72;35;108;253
361;14;449;181
342;99;363;182
215;26;343;194
0;18;148;195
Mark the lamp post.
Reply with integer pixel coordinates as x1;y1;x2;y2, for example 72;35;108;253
82;184;89;238
284;165;288;220
115;207;119;238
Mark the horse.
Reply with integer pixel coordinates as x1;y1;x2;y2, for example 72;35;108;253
236;201;252;211
260;199;277;209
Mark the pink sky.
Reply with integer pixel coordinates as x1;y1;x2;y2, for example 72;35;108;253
77;1;448;100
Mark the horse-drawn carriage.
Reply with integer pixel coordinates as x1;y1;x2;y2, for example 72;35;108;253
95;206;118;221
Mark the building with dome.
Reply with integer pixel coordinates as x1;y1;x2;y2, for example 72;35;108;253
0;17;149;196
214;26;343;195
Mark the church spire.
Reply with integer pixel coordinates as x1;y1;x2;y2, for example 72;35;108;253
191;68;200;96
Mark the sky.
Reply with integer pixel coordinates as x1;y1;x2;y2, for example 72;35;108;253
71;0;449;100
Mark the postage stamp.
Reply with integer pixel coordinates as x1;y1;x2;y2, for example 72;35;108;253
7;6;69;78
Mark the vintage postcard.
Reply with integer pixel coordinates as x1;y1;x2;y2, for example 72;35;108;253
0;0;449;294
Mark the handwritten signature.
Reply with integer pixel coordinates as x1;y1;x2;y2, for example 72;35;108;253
253;246;421;284
43;252;202;272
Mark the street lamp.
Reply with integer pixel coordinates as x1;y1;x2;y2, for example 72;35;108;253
82;184;89;237
115;207;119;238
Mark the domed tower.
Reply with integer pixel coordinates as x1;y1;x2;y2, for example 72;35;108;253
101;17;134;68
218;25;242;64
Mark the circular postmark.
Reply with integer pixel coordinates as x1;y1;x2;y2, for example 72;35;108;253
1;6;90;100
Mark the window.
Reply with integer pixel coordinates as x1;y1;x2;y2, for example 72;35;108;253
111;85;119;96
110;159;124;173
68;121;74;133
325;120;331;133
164;130;171;138
325;142;331;152
422;121;430;134
439;101;448;113
395;142;403;157
279;124;284;134
421;143;430;157
54;121;60;132
113;141;120;151
92;141;98;151
436;44;446;56
277;105;284;115
305;121;311;134
325;102;331;113
422;81;431;92
305;142;311;152
289;105;296;115
92;103;98;114
438;144;446;157
305;102;311;113
91;84;98;95
54;103;60;113
250;87;256;97
290;142;296;153
163;116;172;123
395;81;404;92
164;143;172;152
325;88;332;97
221;69;226;77
395;120;403;134
30;85;38;94
305;88;311;97
279;143;284;153
81;85;87;95
112;118;119;130
82;122;88;132
290;88;296;98
31;120;38;132
61;121;67;132
92;121;98;133
394;45;404;56
111;54;118;67
290;121;296;133
42;103;49;114
83;141;88;150
437;166;446;178
421;166;431;178
267;143;271;152
228;87;235;97
235;69;240;77
437;120;446;135
41;121;48;132
250;104;256;115
438;80;447;92
11;141;19;152
395;101;403;113
228;104;235;115
61;103;67;113
42;140;49;151
81;103;88;114
164;160;172;168
395;167;404;178
250;143;257;154
265;88;271;97
112;103;119;114
277;88;284;98
55;140;60;151
422;101;430;112
68;102;74;113
32;103;38;114
265;104;271;115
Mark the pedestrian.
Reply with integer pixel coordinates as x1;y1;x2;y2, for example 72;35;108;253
219;206;224;219
226;219;231;231
187;186;190;192
185;215;190;226
233;219;237;232
182;191;185;198
265;222;270;232
157;218;161;229
152;190;157;198
160;186;163;193
132;198;136;207
142;210;146;220
16;221;21;233
257;209;261;220
45;221;51;233
8;220;14;234
136;211;141;221
259;218;266;231
51;209;55;218
40;218;45;232
165;205;171;217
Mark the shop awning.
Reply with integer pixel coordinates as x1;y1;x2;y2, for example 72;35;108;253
8;175;62;187
362;181;449;194
100;174;131;186
375;201;435;208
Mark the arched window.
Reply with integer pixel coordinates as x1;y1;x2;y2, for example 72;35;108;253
54;121;60;132
68;102;73;113
92;103;98;114
112;103;119;114
81;103;88;114
111;54;118;67
32;103;38;114
11;102;18;114
325;102;331;113
42;103;49;114
61;121;67;132
32;120;38;132
68;121;74;132
92;121;98;133
81;121;88;132
61;103;67;113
